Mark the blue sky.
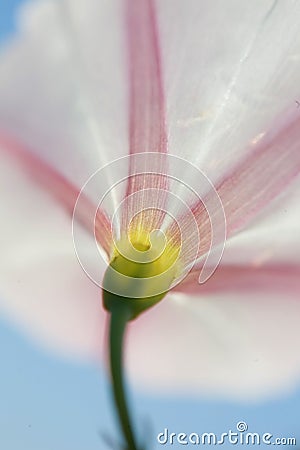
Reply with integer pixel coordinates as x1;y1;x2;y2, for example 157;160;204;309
0;1;299;449
1;316;300;450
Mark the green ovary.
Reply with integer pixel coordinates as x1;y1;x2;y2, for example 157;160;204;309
102;228;180;320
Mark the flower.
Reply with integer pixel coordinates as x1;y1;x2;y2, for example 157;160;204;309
0;0;300;403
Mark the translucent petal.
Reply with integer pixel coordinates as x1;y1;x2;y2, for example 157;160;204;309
157;0;300;181
0;0;128;190
127;264;300;400
222;176;300;267
0;145;107;360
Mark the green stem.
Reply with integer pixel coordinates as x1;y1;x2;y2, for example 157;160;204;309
109;305;140;450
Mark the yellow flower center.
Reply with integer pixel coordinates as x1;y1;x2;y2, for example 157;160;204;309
103;226;181;319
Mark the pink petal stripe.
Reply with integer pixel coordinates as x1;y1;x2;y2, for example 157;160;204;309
127;0;167;156
125;0;168;195
218;112;300;235
175;263;300;297
121;0;169;236
0;132;112;255
189;110;300;260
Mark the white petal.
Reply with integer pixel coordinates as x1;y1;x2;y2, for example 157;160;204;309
127;279;300;401
0;0;127;190
223;175;300;267
0;145;107;360
157;0;300;182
